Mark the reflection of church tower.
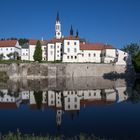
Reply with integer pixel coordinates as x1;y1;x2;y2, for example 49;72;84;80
55;12;62;39
56;110;63;130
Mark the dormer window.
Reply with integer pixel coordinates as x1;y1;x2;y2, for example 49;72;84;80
67;42;70;45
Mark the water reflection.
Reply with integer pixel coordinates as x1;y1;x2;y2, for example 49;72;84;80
0;77;136;126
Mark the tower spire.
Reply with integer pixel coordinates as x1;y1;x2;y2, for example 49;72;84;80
56;12;60;22
55;12;62;39
70;25;73;36
76;29;79;38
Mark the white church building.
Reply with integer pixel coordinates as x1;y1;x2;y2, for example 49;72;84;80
0;13;131;65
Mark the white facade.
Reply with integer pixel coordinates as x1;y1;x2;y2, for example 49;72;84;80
21;47;29;61
63;39;80;62
0;41;21;60
101;49;116;63
47;44;55;61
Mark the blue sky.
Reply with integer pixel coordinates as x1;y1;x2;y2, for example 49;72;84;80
0;0;140;48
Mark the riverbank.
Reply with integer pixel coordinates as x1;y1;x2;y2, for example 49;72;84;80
0;63;135;79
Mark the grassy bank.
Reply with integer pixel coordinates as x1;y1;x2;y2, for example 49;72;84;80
0;132;107;140
0;71;9;82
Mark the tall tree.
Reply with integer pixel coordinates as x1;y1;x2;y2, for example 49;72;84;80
122;43;140;58
0;53;4;60
33;40;42;62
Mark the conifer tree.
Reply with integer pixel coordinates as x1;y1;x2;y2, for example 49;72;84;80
33;40;42;62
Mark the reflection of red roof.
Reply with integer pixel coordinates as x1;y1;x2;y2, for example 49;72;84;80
29;40;48;45
80;43;113;50
0;102;17;109
0;40;17;47
80;99;115;106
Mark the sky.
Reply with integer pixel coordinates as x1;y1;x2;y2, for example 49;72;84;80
0;0;140;48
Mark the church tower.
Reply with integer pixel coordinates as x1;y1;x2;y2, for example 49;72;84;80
55;12;62;39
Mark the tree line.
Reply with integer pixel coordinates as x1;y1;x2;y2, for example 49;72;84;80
121;43;140;73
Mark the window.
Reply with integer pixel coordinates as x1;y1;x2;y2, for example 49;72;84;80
74;42;76;45
57;55;59;57
82;54;84;57
88;53;91;57
50;51;53;55
67;42;70;45
75;56;77;59
71;56;73;59
74;48;77;53
68;105;70;109
75;97;77;102
57;50;59;53
51;45;53;49
11;48;12;50
89;92;91;96
67;56;69;59
57;46;59;48
68;98;70;102
94;93;96;96
6;48;8;50
67;48;70;52
26;53;28;55
75;104;77;108
51;101;53;104
93;53;96;57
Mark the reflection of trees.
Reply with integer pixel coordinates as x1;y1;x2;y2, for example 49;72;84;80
128;80;140;103
0;91;4;97
33;91;43;109
7;90;19;97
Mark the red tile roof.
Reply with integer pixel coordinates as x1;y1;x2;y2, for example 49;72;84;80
29;40;48;45
64;36;79;40
80;43;113;50
0;40;17;47
47;38;64;44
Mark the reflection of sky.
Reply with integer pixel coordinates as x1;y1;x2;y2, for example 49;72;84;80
0;101;140;139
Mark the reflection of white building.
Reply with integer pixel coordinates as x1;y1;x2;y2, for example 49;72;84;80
0;89;22;108
63;91;80;111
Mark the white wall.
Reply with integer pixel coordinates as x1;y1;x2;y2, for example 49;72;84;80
63;40;80;62
116;49;129;65
47;44;55;61
21;48;29;60
102;49;116;63
55;42;62;61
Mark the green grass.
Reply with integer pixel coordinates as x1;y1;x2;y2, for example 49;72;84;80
0;131;107;140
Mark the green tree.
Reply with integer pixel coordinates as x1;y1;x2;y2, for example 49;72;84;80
0;53;4;60
33;40;42;62
133;51;140;72
7;52;14;60
18;38;29;46
33;90;43;109
122;43;140;58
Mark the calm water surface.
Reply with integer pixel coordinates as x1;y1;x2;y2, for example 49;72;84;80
0;77;140;139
